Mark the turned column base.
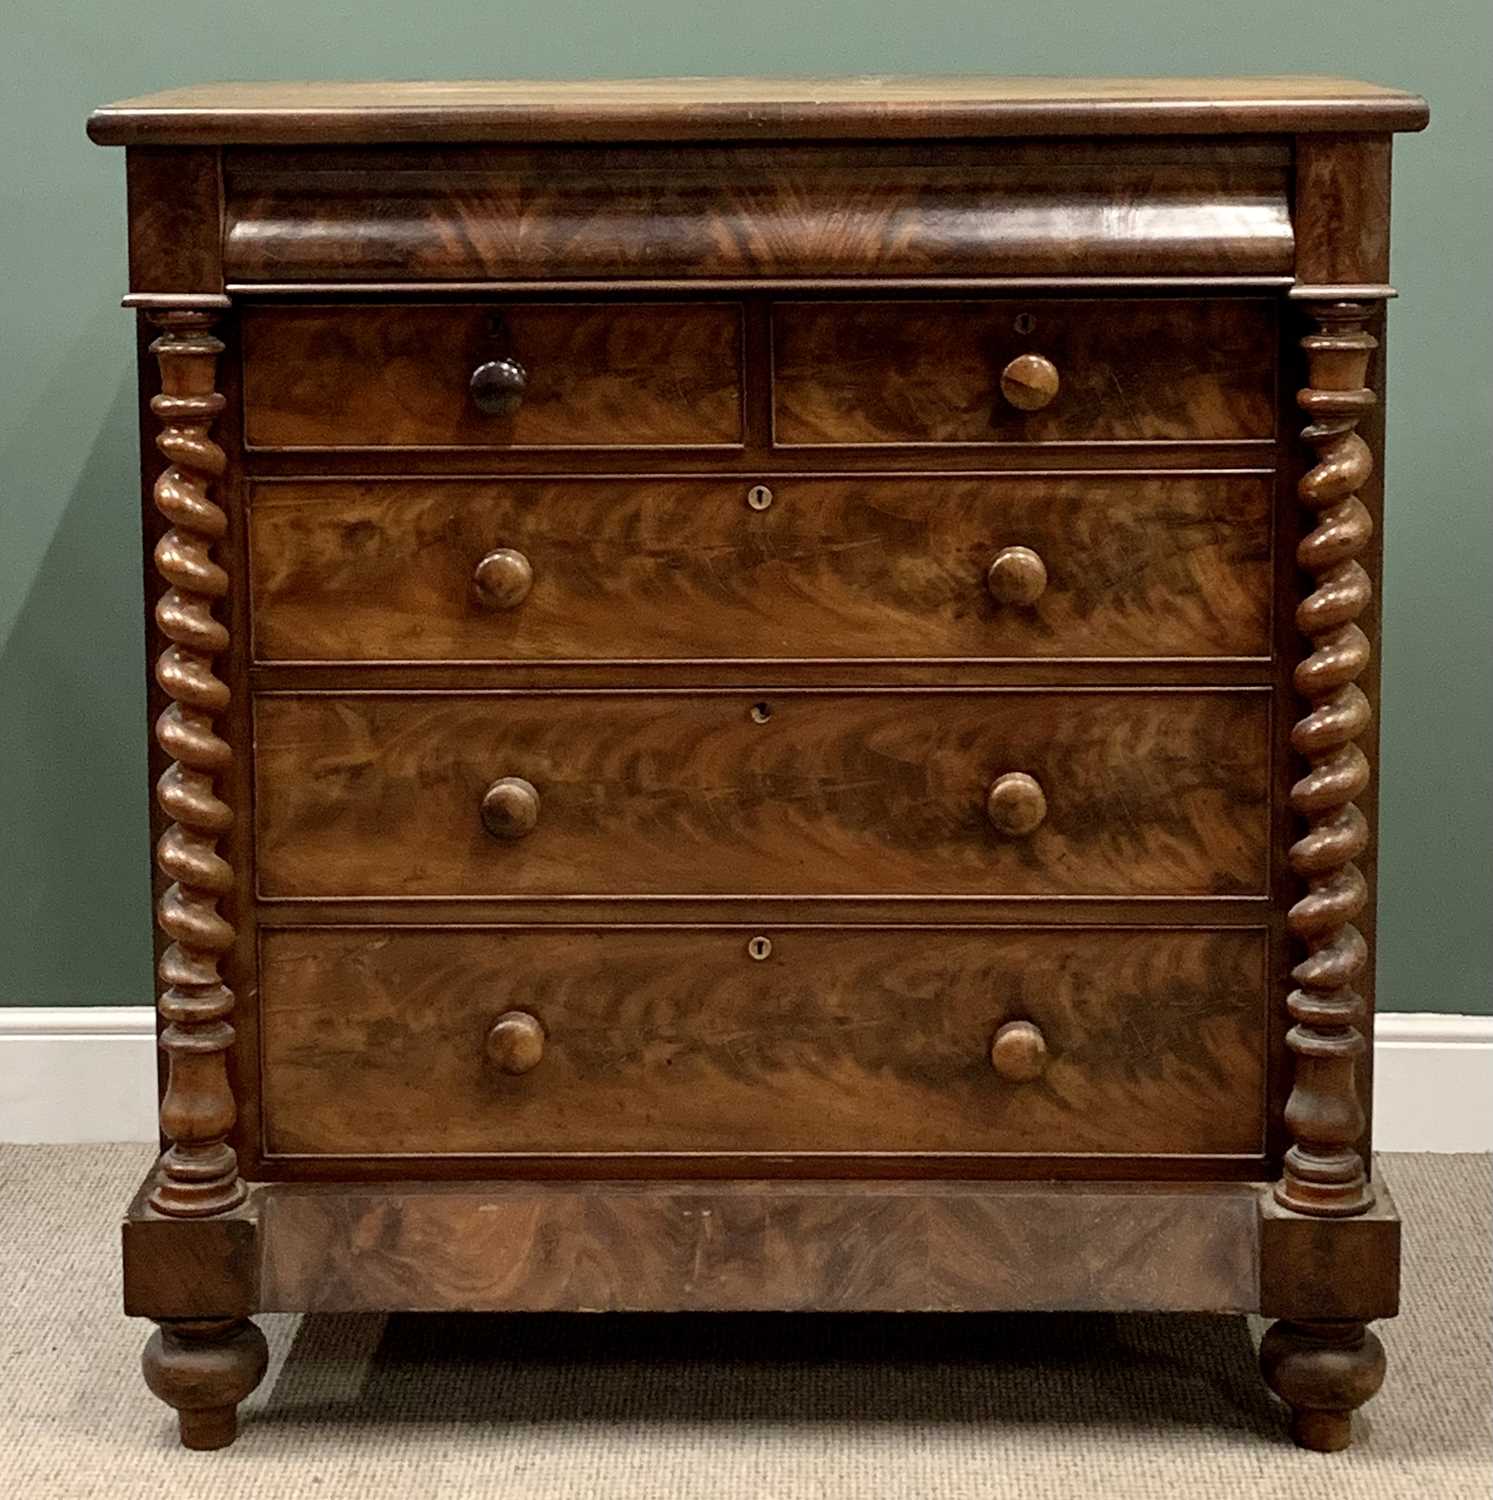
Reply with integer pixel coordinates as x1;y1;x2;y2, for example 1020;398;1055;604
142;1317;268;1450
1260;1318;1387;1452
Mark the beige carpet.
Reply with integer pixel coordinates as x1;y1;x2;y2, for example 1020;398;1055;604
1;1149;1487;1498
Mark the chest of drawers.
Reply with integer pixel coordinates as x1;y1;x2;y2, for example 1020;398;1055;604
89;76;1428;1455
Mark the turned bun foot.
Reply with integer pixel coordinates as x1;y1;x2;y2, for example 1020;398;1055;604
142;1317;268;1450
1260;1319;1386;1452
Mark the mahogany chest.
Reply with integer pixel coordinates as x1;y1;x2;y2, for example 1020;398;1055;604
88;76;1429;1453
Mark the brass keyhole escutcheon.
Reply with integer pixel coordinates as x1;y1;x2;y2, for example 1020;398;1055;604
749;701;773;724
747;484;773;511
747;935;773;961
1013;311;1037;335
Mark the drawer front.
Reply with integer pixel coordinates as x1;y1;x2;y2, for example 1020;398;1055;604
259;925;1266;1160
249;473;1272;663
253;690;1269;899
221;140;1294;283
241;303;743;449
772;299;1277;445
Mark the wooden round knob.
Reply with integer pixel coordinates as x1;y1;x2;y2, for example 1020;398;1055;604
986;772;1047;836
485;1010;545;1074
999;353;1060;412
990;1020;1048;1082
473;547;533;609
470;356;528;416
986;546;1048;606
480;776;539;839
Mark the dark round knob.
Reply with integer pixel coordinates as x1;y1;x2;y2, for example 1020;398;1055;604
987;546;1048;606
470;356;528;417
999;353;1060;412
485;1010;545;1074
986;772;1047;836
473;547;533;610
990;1020;1048;1082
480;776;540;839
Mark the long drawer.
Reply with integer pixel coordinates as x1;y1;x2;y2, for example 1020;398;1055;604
248;472;1273;662
772;298;1278;445
252;689;1270;899
258;925;1267;1160
241;302;744;449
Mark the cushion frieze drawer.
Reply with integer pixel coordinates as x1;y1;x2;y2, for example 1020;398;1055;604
258;924;1268;1161
218;138;1294;283
772;298;1278;446
252;689;1270;899
248;472;1273;663
241;302;744;450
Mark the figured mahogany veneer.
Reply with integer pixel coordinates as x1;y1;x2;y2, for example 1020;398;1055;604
772;298;1278;445
213;140;1296;284
247;473;1273;663
257;925;1265;1161
251;689;1270;899
91;76;1427;1454
241;302;744;449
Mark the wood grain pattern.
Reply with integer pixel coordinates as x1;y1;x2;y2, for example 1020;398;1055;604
252;896;1273;930
252;689;1271;899
1257;1184;1400;1322
122;1173;259;1320
219;140;1292;283
1294;136;1393;287
247;473;1274;663
254;1177;1267;1313
125;149;222;294
258;925;1265;1160
119;1164;1406;1320
242;439;1281;481
772;299;1278;444
86;76;1431;147
240;303;743;449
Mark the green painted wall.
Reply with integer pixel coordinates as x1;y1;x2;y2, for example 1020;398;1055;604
2;1;1488;1012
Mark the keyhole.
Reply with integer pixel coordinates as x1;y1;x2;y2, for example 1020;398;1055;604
749;702;772;724
1013;312;1037;335
747;936;773;961
747;484;773;511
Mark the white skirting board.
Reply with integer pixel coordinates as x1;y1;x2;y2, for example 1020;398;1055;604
0;1006;1489;1149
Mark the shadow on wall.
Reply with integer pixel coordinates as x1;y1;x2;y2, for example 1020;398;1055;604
0;349;154;1005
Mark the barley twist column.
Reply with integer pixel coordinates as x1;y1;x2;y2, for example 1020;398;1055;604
1276;300;1379;1219
145;309;244;1218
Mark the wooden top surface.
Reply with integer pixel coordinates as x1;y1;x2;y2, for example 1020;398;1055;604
88;76;1429;145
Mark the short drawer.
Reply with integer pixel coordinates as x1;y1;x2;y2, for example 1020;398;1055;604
772;298;1277;445
240;302;743;449
252;689;1269;899
249;472;1272;662
259;925;1267;1161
